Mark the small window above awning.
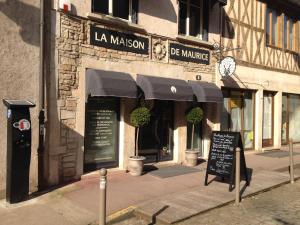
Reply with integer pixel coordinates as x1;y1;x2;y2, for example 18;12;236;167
188;80;223;103
86;69;137;99
137;75;194;102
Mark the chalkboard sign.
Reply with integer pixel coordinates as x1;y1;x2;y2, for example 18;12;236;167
205;131;249;190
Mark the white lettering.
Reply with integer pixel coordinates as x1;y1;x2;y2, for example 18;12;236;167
95;33;107;42
111;35;119;45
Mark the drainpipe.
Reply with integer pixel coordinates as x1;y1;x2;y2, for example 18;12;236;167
38;0;45;191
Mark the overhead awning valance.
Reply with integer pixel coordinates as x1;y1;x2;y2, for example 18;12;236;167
137;75;194;102
86;69;137;99
188;80;223;103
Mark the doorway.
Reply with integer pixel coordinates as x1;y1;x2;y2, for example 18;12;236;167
84;97;120;172
138;100;174;162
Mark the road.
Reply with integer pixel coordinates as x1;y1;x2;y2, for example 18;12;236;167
114;180;300;225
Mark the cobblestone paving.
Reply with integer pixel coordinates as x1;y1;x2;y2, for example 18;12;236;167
113;180;300;225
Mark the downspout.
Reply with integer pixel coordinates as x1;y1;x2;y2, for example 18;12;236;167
38;0;45;191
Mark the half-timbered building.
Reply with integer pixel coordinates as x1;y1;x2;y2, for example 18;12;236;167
219;0;300;151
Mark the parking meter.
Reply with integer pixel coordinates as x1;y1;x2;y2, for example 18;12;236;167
3;99;35;203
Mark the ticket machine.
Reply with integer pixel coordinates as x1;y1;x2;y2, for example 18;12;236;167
3;99;35;203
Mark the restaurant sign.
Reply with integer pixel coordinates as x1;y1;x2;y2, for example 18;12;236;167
169;43;210;65
90;26;149;55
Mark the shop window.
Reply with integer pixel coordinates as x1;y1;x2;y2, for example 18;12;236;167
282;94;300;144
221;89;254;150
186;103;203;156
92;0;139;23
266;6;299;51
178;0;209;41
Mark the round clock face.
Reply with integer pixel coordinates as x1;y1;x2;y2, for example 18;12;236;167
219;56;236;77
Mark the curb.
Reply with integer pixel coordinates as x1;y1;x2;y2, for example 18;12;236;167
106;206;137;224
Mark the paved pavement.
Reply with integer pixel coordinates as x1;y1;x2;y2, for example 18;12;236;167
112;180;300;225
0;145;299;225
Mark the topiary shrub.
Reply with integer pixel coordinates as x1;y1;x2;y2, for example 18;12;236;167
186;107;203;151
130;107;151;156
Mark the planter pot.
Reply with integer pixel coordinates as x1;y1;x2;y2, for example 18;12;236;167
185;150;199;167
128;156;146;176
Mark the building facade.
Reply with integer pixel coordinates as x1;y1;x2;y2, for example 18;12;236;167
46;0;226;184
0;0;299;194
218;0;300;152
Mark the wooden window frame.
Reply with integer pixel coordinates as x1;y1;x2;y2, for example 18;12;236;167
92;0;136;23
266;6;299;53
178;0;207;40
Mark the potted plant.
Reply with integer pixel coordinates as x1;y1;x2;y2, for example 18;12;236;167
185;106;204;167
128;106;151;176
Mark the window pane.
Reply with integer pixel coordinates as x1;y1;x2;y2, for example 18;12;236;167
263;94;273;139
230;91;243;132
179;1;187;35
92;0;109;14
190;5;201;37
289;18;294;49
221;96;230;131
202;0;209;41
266;7;270;44
283;15;288;48
132;0;139;24
243;92;253;131
187;123;202;153
282;95;288;143
243;92;254;149
113;0;129;20
289;95;300;142
272;10;277;45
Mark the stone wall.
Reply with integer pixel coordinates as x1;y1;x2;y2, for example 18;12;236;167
49;12;217;183
0;0;40;198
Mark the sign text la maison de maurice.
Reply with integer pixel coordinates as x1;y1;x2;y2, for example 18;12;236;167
90;26;210;64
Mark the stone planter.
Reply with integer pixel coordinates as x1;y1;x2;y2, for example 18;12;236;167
185;150;199;167
128;156;146;176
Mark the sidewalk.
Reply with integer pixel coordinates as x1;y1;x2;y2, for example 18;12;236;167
0;146;300;225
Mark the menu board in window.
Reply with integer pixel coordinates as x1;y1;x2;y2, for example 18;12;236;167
205;131;249;191
84;97;119;171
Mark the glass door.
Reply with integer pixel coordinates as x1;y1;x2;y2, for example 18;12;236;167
84;97;119;172
139;100;174;162
262;92;274;147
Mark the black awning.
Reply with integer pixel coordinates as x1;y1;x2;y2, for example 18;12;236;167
188;80;223;103
86;69;137;98
137;75;194;102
